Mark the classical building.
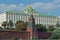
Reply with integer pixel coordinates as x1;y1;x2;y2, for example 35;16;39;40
0;5;59;27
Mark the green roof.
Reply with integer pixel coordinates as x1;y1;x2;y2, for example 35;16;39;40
5;10;56;17
39;13;56;17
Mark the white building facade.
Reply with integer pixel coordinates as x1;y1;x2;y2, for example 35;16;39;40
0;11;58;27
0;12;6;26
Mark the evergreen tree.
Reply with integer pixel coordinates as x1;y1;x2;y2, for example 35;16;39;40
36;24;47;32
56;22;60;27
49;28;60;39
8;20;14;29
1;21;7;29
47;25;55;32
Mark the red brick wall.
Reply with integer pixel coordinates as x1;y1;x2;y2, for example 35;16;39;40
37;32;51;39
0;30;30;40
0;30;51;40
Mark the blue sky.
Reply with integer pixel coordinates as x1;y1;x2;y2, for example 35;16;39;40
0;0;60;16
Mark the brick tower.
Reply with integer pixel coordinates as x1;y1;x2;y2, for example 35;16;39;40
26;14;37;40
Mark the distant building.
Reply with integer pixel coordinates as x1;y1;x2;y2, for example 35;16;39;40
0;5;59;27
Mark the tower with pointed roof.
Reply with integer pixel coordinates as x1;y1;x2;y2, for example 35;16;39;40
26;14;38;40
28;14;35;27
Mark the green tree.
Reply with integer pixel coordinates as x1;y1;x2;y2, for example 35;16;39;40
25;22;28;27
1;21;7;29
36;24;47;32
8;20;14;29
15;21;22;26
15;21;26;31
47;25;55;32
49;28;60;40
56;22;60;28
0;27;3;29
12;37;17;40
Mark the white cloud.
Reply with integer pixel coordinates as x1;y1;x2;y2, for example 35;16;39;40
0;4;5;6
0;0;60;13
9;4;17;8
30;1;60;11
0;4;25;12
54;0;60;3
56;5;60;8
18;3;26;10
31;2;56;10
31;2;44;8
